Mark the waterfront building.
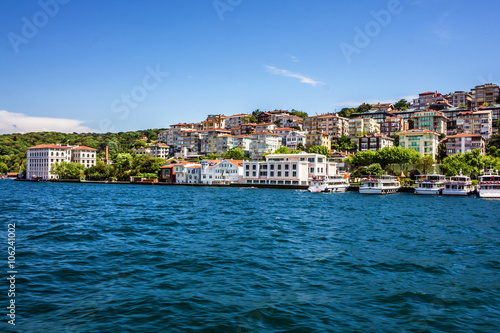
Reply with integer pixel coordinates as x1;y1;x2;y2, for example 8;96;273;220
445;134;486;156
241;152;337;185
456;110;493;140
471;83;500;108
201;159;243;184
397;129;440;158
285;131;307;150
26;144;96;180
304;114;349;139
380;116;408;137
249;132;281;160
411;110;448;135
348;117;380;138
306;130;331;152
357;134;394;152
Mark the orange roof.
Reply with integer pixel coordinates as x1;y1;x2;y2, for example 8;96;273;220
186;165;202;168
446;133;484;138
72;146;97;151
273;127;295;131
252;132;281;136
226;159;244;167
7;173;18;176
256;122;275;126
228;113;249;117
27;144;72;150
242;123;258;126
398;129;438;135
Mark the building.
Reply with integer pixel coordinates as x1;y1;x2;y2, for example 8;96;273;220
278;115;304;129
456;110;493;140
389;108;417;121
201;159;243;184
478;104;500;135
158;130;169;143
304;114;349;139
348;117;380;138
255;123;277;133
349;108;393;124
440;106;469;136
411;110;448;135
26;144;96;180
285;131;307;150
306;130;331;152
370;103;394;112
397;129;440;158
412;91;449;110
451;91;472;109
249;132;281;160
202;115;226;131
241;152;337;185
471;83;500;108
240;123;257;135
177;130;202;155
257;112;272;124
445;134;486;156
269;110;291;123
357;134;394;152
224;114;250;129
216;135;252;156
380;116;408;136
149;143;170;159
200;129;231;155
273;127;298;145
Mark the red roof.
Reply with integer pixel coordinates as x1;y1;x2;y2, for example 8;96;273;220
252;132;281;136
27;144;72;150
273;127;295;131
398;129;438;135
72;146;97;151
446;133;484;138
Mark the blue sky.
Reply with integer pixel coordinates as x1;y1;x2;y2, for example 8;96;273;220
1;0;499;134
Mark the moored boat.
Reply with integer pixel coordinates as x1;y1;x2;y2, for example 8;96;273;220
478;172;500;198
442;173;474;196
308;175;349;193
359;175;400;195
414;174;446;195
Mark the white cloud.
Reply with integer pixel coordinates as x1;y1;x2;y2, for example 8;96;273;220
332;95;418;108
287;54;299;63
265;65;324;86
0;110;94;134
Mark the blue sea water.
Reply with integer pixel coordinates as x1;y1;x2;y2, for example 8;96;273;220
1;180;500;332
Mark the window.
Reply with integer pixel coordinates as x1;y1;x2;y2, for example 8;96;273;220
310;168;314;173
285;171;289;177
292;171;297;177
277;172;282;177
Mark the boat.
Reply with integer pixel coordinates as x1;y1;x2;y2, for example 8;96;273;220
308;175;349;193
442;172;474;196
359;175;400;195
477;171;500;198
414;174;446;195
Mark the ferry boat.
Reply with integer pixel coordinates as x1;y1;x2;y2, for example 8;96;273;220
477;172;500;198
414;174;446;195
308;175;349;193
359;175;400;195
442;173;474;196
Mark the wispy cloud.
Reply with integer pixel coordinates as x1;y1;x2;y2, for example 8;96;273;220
287;54;299;63
332;95;418;108
265;65;323;86
0;110;94;134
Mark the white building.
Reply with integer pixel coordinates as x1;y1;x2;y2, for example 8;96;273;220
216;135;252;156
224;114;250;130
201;159;243;184
241;152;337;185
249;132;282;160
26;144;97;180
149;143;169;159
286;131;307;150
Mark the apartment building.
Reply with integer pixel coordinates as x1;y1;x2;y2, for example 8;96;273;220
200;129;231;155
202;115;226;130
224;114;249;129
306;130;331;152
397;129;440;158
445;134;485;156
357;134;394;152
370;103;394;112
304;114;349;139
450;91;472;109
380;116;408;136
471;83;500;108
216;135;252;156
249;132;281;160
412;91;449;110
456;110;492;140
285;131;307;150
411;110;448;135
348;117;380;138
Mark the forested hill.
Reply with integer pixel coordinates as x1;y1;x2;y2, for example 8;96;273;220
0;129;163;172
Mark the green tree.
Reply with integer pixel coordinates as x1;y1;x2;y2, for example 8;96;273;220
338;107;356;118
134;140;147;148
308;145;330;156
437;142;447;162
345;150;377;167
51;161;85;179
115;153;133;171
408;119;415;130
357;103;371;113
458;103;466;108
0;162;8;174
223;147;245;160
274;146;292;154
394;99;408;110
290;109;308;118
366;163;385;175
332;135;356;152
415;155;436;174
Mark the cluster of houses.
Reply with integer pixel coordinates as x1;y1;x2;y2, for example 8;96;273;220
151;83;499;161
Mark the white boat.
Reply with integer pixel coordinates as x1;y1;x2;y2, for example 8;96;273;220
442;173;474;196
308;175;349;193
478;172;500;198
359;175;400;195
414;174;446;195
